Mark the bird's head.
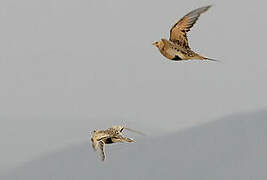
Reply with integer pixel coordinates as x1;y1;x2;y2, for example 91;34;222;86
90;130;96;143
90;130;99;138
153;40;164;50
90;130;97;134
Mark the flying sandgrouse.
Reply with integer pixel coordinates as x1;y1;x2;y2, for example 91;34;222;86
153;5;217;61
90;125;144;161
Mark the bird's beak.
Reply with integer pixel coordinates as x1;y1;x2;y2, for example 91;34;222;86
152;42;156;46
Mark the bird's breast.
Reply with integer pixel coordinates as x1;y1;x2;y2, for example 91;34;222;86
159;48;175;60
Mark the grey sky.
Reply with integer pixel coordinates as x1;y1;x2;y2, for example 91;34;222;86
0;0;267;173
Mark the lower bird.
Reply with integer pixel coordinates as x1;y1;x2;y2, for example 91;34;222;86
153;5;218;62
90;125;144;161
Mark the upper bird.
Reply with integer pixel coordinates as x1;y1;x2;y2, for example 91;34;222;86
153;5;217;61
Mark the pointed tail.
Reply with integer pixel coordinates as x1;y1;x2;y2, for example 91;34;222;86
204;57;220;62
196;54;220;62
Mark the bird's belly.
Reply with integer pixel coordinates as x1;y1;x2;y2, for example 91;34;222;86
175;51;187;59
110;137;122;143
104;137;122;144
105;138;114;144
160;48;176;60
164;48;185;60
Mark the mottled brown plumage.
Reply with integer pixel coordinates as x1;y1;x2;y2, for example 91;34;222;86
90;125;144;161
153;5;217;61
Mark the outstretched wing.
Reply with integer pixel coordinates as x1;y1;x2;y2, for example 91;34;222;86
98;140;105;161
169;5;211;48
91;138;98;151
124;127;146;136
91;131;110;151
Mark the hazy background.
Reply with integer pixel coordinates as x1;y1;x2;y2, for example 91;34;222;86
0;0;267;174
2;111;267;179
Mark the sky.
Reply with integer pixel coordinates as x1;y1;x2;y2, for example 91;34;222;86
0;0;267;173
2;111;267;179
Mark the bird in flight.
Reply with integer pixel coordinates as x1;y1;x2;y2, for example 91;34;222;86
90;125;144;161
153;5;217;61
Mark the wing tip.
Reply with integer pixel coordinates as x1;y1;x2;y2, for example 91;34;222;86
201;5;213;12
